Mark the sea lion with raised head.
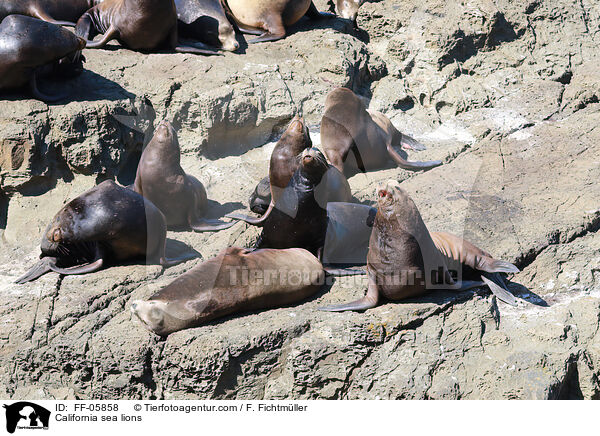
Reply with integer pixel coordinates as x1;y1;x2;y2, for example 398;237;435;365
133;120;234;232
130;246;325;336
224;0;333;43
0;15;86;101
229;115;352;223
16;180;194;284
321;87;443;177
0;0;99;26
320;180;520;311
75;0;219;54
175;0;239;51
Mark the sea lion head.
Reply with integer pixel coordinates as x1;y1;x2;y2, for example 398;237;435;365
218;22;239;52
375;179;407;218
150;119;181;157
130;299;191;337
300;148;329;182
330;0;365;26
280;115;312;149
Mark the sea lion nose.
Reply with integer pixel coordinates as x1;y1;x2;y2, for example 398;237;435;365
130;302;137;312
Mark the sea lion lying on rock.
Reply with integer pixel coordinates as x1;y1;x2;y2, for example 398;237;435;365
131;247;325;336
16;180;194;284
175;0;239;51
321;180;520;311
0;0;99;27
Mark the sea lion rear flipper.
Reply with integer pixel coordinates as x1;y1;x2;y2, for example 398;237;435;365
479;258;520;274
47;258;104;275
319;272;379;312
15;258;54;284
305;2;335;19
29;72;66;102
189;218;235;232
386;143;442;171
399;133;427;151
481;273;518;306
31;7;76;27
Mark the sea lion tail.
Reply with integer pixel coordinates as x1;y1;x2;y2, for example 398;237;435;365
319;279;378;312
15;258;54;284
481;273;518;306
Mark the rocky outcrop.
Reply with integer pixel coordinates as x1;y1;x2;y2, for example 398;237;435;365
1;0;599;399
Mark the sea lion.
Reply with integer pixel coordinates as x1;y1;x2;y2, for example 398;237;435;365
16;180;194;284
75;0;219;54
321;87;443;178
175;0;239;51
230;115;352;224
328;0;364;26
0;15;86;102
0;0;99;27
320;180;520;311
130;246;325;336
224;0;333;43
133;120;234;232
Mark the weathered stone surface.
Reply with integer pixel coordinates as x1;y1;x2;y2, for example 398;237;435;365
1;0;599;399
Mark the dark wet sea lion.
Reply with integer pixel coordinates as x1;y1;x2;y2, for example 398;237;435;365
230;115;352;224
133;120;234;232
320;180;520;311
0;0;99;26
321;87;443;178
0;15;86;102
130;246;325;336
175;0;239;51
16;180;194;284
75;0;219;54
224;0;333;43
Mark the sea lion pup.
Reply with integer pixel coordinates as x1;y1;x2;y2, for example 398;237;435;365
321;87;443;178
328;0;364;27
131;247;325;336
0;15;86;102
229;115;352;224
0;0;99;26
223;0;333;43
133;120;234;232
320;180;520;311
75;0;219;55
15;180;194;284
175;0;239;52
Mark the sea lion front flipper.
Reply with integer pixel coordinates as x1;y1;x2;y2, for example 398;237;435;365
305;2;336;19
175;40;223;55
323;267;367;276
159;251;198;268
15;258;55;284
478;258;520;274
84;25;119;49
47;258;104;275
481;273;518;306
29;72;66;102
30;7;76;27
225;202;274;226
319;271;379;312
386;143;442;171
248;17;286;43
398;133;427;151
189;218;235;232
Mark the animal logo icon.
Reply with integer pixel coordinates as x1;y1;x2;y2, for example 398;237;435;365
3;402;50;433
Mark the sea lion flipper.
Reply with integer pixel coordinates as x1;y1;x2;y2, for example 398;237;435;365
225;202;274;226
481;274;518;306
323;267;367;276
480;259;520;274
399;133;427;151
29;72;66;102
319;272;379;312
47;258;104;275
84;25;119;49
30;7;76;27
159;251;198;268
386;143;442;171
175;40;223;56
189;218;235;232
15;258;55;284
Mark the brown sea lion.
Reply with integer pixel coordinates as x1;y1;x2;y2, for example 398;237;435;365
75;0;219;54
16;180;195;284
321;87;443;178
224;0;333;43
320;180;519;311
0;15;86;102
133;120;234;232
0;0;99;27
328;0;364;27
130;246;325;336
175;0;239;51
229;115;352;224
